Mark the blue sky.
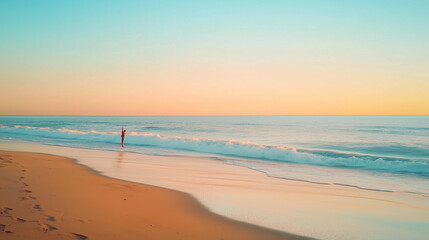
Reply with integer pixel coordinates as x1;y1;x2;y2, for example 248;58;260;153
1;0;428;115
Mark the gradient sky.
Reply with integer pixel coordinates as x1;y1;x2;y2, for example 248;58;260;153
0;0;428;115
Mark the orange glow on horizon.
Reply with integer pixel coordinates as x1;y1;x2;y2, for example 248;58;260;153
1;64;428;115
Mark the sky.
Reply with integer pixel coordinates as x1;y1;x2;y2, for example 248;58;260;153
0;0;428;115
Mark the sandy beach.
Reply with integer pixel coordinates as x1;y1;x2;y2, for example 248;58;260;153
0;150;307;240
1;139;429;240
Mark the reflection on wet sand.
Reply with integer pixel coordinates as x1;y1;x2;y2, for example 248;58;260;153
117;150;124;168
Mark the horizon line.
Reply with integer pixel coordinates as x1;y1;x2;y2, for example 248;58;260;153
1;114;428;117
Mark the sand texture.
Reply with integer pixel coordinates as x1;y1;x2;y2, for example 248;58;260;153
0;151;306;240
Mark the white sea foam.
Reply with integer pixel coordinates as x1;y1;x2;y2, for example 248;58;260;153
1;125;428;176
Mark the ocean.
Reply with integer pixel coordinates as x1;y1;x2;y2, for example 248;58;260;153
1;115;428;196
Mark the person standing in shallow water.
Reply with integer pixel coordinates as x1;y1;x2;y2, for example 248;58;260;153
121;127;126;147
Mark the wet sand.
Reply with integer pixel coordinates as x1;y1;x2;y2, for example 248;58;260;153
0;150;307;240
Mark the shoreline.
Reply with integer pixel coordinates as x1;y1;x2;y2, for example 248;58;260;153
1;140;429;240
0;150;307;240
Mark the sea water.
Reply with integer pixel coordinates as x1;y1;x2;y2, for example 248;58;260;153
0;115;428;196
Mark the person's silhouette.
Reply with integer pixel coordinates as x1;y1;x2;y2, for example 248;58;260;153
121;127;126;147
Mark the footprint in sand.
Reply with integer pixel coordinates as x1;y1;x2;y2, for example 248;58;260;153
72;217;90;224
38;223;57;232
32;204;42;211
0;224;13;234
0;206;13;215
71;233;88;240
10;216;26;223
22;196;36;200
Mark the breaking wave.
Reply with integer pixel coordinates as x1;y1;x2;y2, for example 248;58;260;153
2;125;429;176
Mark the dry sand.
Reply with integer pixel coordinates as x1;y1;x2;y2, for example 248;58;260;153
0;150;307;240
